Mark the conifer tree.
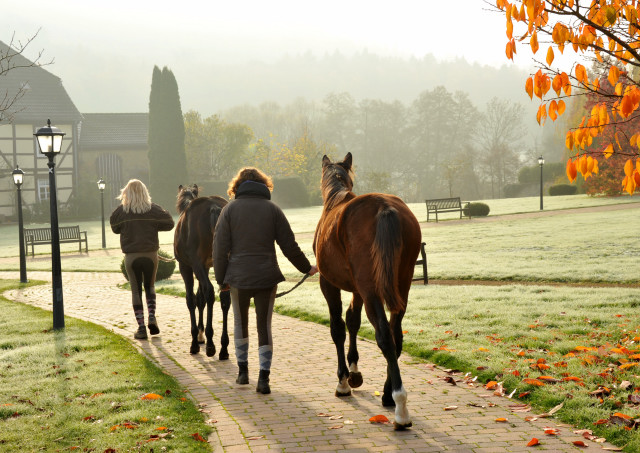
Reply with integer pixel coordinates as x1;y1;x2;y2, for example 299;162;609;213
148;65;187;211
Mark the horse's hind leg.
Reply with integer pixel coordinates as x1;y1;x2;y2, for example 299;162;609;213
363;296;411;430
193;265;216;357
218;289;230;360
320;276;350;397
196;286;205;344
346;293;363;388
179;264;200;354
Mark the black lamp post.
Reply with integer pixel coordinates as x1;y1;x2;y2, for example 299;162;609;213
34;119;66;330
97;178;106;248
538;155;545;211
12;166;27;283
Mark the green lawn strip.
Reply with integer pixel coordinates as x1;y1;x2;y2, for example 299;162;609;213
0;279;212;452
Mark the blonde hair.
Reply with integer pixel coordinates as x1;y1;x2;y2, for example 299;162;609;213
117;179;152;214
227;167;274;198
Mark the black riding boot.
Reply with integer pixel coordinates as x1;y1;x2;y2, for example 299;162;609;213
236;362;249;385
256;369;271;394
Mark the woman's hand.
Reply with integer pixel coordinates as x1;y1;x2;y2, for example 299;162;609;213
308;265;319;276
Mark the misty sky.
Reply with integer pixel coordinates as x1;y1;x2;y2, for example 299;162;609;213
4;0;536;115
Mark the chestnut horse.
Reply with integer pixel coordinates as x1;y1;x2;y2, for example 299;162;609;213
173;184;230;359
313;153;422;430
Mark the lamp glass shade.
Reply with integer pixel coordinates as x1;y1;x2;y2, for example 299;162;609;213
12;167;24;186
97;179;106;191
538;156;545;166
34;121;65;155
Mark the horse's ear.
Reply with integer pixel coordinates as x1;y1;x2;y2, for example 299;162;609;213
322;155;331;168
178;184;183;191
343;152;352;170
193;184;199;195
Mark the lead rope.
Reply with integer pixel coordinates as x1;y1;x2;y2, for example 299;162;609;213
275;273;310;298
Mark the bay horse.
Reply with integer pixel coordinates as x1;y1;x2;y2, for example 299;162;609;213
173;184;230;359
313;153;422;430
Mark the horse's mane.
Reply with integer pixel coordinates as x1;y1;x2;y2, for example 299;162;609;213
321;163;355;210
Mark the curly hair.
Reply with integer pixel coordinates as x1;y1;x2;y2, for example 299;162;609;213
227;167;274;198
117;179;152;214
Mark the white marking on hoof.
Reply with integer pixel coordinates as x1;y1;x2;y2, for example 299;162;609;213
392;387;411;427
349;363;359;373
197;329;205;343
336;376;351;396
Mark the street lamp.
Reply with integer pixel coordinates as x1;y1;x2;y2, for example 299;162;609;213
97;178;106;248
34;119;66;330
538;155;545;211
12;166;27;283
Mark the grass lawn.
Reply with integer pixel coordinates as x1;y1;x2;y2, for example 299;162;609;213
0;279;213;452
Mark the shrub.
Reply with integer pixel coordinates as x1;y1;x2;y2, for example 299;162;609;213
120;249;176;282
463;202;490;217
549;184;578;196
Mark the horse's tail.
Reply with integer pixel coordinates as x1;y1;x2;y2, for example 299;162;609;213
371;205;405;313
209;204;223;235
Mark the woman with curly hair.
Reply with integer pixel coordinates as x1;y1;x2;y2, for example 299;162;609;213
213;167;318;394
110;179;174;340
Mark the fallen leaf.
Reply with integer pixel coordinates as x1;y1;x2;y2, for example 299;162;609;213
443;406;458;411
328;425;343;429
544;428;559;435
329;415;343;420
369;414;390;424
572;440;587;447
485;381;498;390
246;435;266;440
316;413;331;417
526;437;540;446
191;433;207;442
140;393;163;400
443;376;457;386
495;418;508;423
155;426;168;431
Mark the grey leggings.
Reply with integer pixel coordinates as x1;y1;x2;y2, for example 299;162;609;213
124;251;158;323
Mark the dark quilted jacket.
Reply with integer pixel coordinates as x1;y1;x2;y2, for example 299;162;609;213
213;181;311;289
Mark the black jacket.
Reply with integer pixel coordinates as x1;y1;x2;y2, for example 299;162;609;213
213;181;311;289
110;203;174;253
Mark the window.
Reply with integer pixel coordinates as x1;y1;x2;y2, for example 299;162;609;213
38;179;50;202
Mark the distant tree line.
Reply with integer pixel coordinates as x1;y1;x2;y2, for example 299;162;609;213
183;86;569;203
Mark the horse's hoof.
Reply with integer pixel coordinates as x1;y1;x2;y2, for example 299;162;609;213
348;371;363;388
393;421;412;431
335;390;351;397
219;350;229;361
190;345;200;355
206;346;216;357
382;394;396;407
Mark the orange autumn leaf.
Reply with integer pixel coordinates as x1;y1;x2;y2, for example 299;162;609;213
485;381;498;390
544;428;559;435
495;417;508;422
546;47;554;66
156;426;168;431
594;419;609;425
526;77;534;99
608;65;621;86
612;412;632;420
523;378;545;386
527;437;540;446
573;440;587;447
140;393;163;400
369;414;390;424
191;432;207;442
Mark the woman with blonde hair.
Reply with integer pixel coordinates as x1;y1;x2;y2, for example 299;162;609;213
213;167;318;394
110;179;174;339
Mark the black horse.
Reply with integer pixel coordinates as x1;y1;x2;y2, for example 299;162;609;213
173;184;230;359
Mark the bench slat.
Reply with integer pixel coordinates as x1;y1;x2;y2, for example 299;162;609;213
24;225;88;257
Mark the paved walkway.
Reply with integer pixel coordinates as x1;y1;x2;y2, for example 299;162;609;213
1;270;620;452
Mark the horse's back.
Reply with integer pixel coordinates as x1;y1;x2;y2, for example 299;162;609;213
316;193;421;294
174;196;227;267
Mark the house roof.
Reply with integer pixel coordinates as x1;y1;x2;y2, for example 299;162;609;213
79;113;148;150
0;40;82;123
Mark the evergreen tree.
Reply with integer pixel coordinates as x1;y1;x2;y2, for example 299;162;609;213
148;65;187;212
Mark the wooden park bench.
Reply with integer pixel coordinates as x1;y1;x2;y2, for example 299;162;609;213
425;197;470;222
414;242;428;284
24;225;88;257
